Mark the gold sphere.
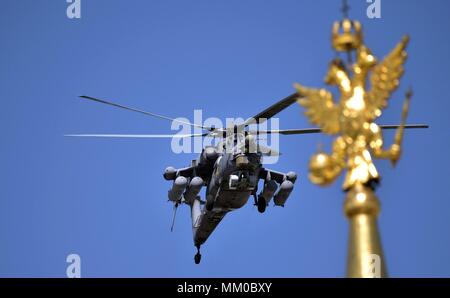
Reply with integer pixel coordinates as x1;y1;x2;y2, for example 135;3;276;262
308;152;340;186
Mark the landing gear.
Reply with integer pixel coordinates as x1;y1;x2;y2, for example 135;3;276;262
257;196;266;213
194;246;202;264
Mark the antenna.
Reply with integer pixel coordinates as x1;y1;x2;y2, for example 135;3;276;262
340;0;353;64
341;0;350;19
170;202;179;232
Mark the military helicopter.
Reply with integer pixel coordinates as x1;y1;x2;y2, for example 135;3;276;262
67;94;428;264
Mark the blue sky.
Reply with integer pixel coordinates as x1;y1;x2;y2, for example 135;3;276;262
0;0;449;277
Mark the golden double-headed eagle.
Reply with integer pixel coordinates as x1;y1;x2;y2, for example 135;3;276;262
295;18;411;190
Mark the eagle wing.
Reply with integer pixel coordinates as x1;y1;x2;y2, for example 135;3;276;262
366;35;409;119
295;83;340;134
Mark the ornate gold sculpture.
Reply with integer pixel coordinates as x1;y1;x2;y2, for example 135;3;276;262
295;34;410;190
295;12;412;277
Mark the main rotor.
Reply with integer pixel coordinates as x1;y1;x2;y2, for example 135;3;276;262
66;94;428;157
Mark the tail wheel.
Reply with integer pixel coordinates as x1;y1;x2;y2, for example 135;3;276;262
194;246;202;264
194;252;202;264
257;196;266;213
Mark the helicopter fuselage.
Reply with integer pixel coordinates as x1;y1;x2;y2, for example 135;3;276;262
164;145;297;252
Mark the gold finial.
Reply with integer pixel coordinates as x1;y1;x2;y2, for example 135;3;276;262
295;9;413;277
296;35;410;190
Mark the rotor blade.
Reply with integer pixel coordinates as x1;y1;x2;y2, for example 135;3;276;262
249;124;429;135
64;133;210;138
379;124;429;130
250;128;322;135
242;93;301;127
79;95;213;131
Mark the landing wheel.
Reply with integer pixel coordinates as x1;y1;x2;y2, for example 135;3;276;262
257;196;266;213
194;252;202;264
194;246;202;264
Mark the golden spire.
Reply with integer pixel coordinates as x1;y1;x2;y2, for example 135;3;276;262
294;3;413;277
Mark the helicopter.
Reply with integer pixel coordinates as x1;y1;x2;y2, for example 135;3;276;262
67;93;428;264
